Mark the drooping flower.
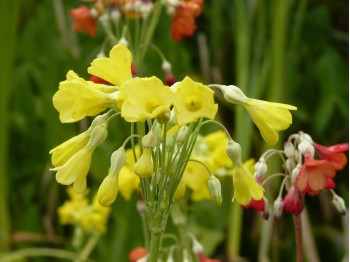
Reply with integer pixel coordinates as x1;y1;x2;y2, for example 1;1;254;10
283;184;304;215
232;163;264;205
53;71;118;123
242;198;266;212
183;161;211;201
88;44;132;86
173;77;218;125
313;142;349;170
295;152;336;195
70;6;97;37
120;77;174;122
217;85;296;145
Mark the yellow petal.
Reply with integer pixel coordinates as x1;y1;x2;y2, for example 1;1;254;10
120;77;174;122
50;132;90;167
119;166;140;200
173;77;218;125
97;174;119;206
244;99;297;145
88;44;132;86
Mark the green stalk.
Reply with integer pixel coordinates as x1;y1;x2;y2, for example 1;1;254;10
0;0;20;251
227;1;252;260
148;231;162;262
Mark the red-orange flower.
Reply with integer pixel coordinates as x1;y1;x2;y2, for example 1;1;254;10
199;253;221;262
283;185;303;215
314;142;349;170
171;0;203;41
129;247;147;262
70;6;97;37
296;153;336;195
242;198;265;212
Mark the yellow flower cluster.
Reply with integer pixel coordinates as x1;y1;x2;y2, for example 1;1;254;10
58;188;110;234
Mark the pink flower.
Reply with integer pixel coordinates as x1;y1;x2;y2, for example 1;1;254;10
296;153;336;195
314;142;349;170
241;198;265;212
283;185;303;215
70;6;97;37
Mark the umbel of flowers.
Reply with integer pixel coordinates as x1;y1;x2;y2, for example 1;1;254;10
50;44;296;261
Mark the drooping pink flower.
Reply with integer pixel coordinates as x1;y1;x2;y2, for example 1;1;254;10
283;185;303;215
314;142;349;170
70;6;97;37
296;153;336;195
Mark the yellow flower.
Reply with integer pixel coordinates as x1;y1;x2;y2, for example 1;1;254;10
173;77;218;126
183;161;211;201
119;166;140;200
133;148;154;178
52;147;93;193
49;132;90;167
243;99;297;146
174;179;186;200
53;70;118;123
232;163;264;205
120;77;174;122
88;44;132;86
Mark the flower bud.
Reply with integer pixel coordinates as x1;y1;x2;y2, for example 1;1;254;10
133;148;153;178
208;175;222;206
176;125;189;147
191;236;204;255
262;197;270;220
142;131;157;148
254;159;268;182
273;196;283;220
332;194;347;216
298;140;315;156
97;174;119;206
87;123;108;150
284;141;295;158
166;134;175;152
286;158;296;174
218;85;249;104
291;164;302;184
226;140;242;165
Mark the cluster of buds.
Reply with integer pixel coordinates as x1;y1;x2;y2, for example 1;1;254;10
243;131;348;219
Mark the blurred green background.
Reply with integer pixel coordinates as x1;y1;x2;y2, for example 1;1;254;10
0;0;348;261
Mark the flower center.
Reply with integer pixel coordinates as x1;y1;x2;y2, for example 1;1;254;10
145;100;161;113
184;95;201;112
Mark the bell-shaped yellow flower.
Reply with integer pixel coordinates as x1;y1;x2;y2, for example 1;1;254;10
88;44;132;86
243;99;297;145
120;77;174;122
97;174;119;207
50;131;90;167
232;163;264;205
133;148;154;178
52;147;93;192
173;77;218;126
53;70;118;123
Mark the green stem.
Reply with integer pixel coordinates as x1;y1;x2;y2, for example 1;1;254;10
76;232;100;262
148;231;162;262
0;0;20;252
0;248;92;262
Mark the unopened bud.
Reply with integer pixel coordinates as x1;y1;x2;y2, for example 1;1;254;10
262;197;270;220
273;196;284;220
110;148;126;174
291;164;302;184
133;148;153;178
97;174;119;206
298;140;314;156
254;159;268;181
142;131;157;148
176;126;189;147
300;132;313;144
284;141;295;158
167;109;177;128
226;140;242;165
87;123;108;149
118;36;128;47
286;158;297;174
166;134;175;152
208;175;222;206
162;60;172;73
218;85;249;104
332;194;347;216
191;236;204;255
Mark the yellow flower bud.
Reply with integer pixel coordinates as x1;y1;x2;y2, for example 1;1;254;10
110;147;126;174
142;131;158;148
87;123;108;149
133;148;153;178
97;174;119;207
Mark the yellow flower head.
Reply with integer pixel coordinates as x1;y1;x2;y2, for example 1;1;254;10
49;131;90;167
174;77;218;126
232;163;264;205
173;77;218;126
183;161;211;201
88;44;132;86
120;77;174;122
53;70;118;123
243;99;297;146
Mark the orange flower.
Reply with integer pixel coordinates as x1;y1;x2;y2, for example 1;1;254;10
129;247;148;262
296;153;336;195
70;6;97;37
313;142;349;170
171;0;203;41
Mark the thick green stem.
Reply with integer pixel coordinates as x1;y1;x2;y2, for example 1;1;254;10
148;231;162;262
